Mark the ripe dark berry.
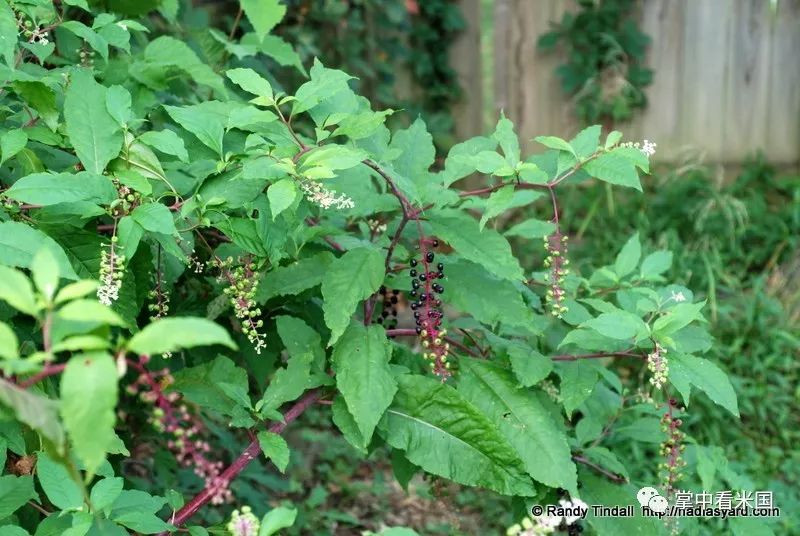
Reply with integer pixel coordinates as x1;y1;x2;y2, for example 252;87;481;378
392;289;400;295
415;327;422;334
437;263;444;271
437;270;444;278
381;309;389;318
413;311;420;319
426;252;435;262
390;308;397;316
410;259;418;267
379;286;386;294
390;296;398;304
376;317;383;324
432;239;439;247
419;293;427;301
410;302;418;310
419;273;427;281
410;269;417;277
436;285;444;294
410;290;417;297
412;280;420;289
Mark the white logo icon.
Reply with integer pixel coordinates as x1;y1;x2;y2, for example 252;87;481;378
637;487;669;513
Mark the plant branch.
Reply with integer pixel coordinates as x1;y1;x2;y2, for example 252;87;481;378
385;328;482;359
19;363;66;388
572;454;627;483
160;389;322;531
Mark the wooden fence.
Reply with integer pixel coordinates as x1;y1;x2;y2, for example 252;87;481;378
451;0;800;166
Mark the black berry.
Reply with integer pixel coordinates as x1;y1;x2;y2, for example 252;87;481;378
412;280;420;289
419;273;427;281
437;263;444;271
390;296;398;304
410;269;417;277
432;239;439;247
410;259;417;267
426;252;435;263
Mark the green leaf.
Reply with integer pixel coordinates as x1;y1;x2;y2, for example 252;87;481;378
275;316;325;369
302;145;366;171
444;260;536;329
1;129;27;165
258;353;314;414
256;252;334;302
170;356;249;416
506;345;552;387
57;299;125;326
670;354;739;417
163;103;225;158
0;476;36;520
583;150;643;191
580;311;648;340
504;218;556;238
90;477;124;513
241;0;286;41
37;451;83;510
62;21;108;61
321;248;384;346
479;186;514;230
267;178;297;219
257;431;290;473
614;233;641;277
138;130;189;162
570;125;601;158
259;506;298;536
389;118;435;179
579;471;661;535
493;114;520;167
226;67;273;102
0;266;37;315
534;135;576;157
61;352;118;475
5;172;117;207
331;395;366;453
0;322;18;360
127;317;236;354
640;251;673;280
293;60;354;114
130;203;177;235
12;81;59;131
105;85;132;127
604;130;623;149
653;301;706;336
64;70;124;174
110;490;173;534
459;359;577;491
31;248;60;302
0;379;64;447
428;211;524;281
379;374;535;496
0;222;79;279
0;1;16;67
556;360;599;417
332;323;397;447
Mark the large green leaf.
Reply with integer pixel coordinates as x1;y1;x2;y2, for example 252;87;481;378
0;266;37;315
163;103;226;157
582;148;644;191
579;470;662;535
378;374;535;496
64;70;124;174
332;323;397;447
321;248;384;346
258;353;314;415
37;451;83;510
459;359;577;492
0;379;64;447
669;354;739;417
0;1;16;67
60;352;118;475
127;317;236;354
0;222;79;279
170;356;250;416
240;0;286;41
428;211;524;281
0;475;36;521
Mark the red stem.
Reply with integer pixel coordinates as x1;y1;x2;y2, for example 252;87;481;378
160;389;322;531
19;362;66;388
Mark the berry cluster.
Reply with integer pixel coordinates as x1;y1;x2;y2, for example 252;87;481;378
227;506;260;536
409;239;450;378
647;342;669;390
16;11;49;45
543;232;570;318
109;181;143;218
97;236;124;306
211;256;266;354
127;358;232;505
375;286;399;330
658;399;687;497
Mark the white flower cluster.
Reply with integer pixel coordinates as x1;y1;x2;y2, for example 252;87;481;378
507;499;588;535
622;139;657;157
647;343;669;390
97;243;124;306
300;180;354;210
17;14;50;45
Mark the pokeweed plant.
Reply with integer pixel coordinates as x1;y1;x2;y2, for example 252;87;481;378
0;1;739;535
